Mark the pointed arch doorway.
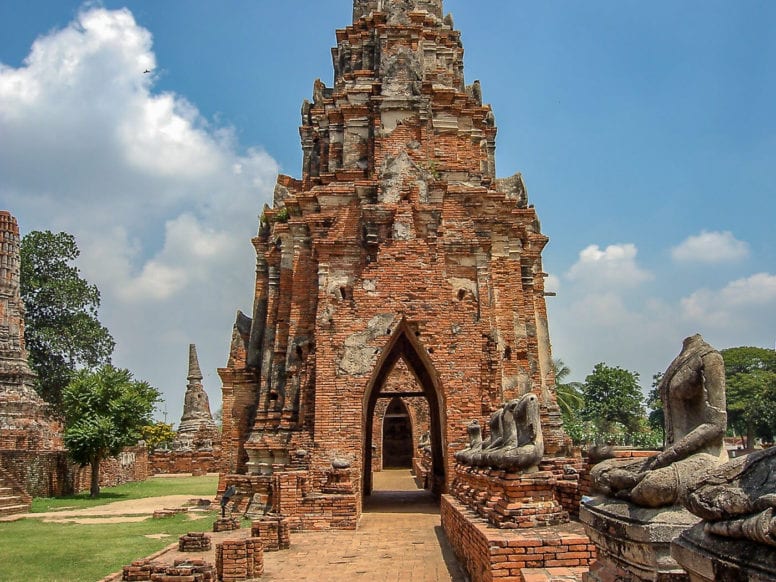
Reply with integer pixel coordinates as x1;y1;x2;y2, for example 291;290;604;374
363;320;445;498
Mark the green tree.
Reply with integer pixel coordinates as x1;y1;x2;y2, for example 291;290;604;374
721;346;776;448
62;365;160;497
552;358;584;421
20;230;115;407
580;363;645;433
141;422;176;452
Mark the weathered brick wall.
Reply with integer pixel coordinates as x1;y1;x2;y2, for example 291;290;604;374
149;449;221;475
0;444;149;497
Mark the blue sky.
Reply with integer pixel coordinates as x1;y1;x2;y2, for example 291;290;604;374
1;1;774;423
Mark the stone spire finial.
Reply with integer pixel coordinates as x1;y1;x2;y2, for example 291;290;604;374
187;343;203;382
353;0;443;22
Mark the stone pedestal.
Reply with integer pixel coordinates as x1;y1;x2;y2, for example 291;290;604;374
671;522;776;582
581;497;698;581
452;465;568;528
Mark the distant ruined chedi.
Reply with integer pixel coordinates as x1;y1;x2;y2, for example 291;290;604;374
218;0;564;524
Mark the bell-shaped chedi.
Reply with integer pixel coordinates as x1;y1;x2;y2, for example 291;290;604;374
219;0;564;514
0;211;62;450
175;344;218;450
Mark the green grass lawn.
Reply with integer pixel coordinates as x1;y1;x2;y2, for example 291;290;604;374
31;474;218;512
1;475;221;581
0;513;209;582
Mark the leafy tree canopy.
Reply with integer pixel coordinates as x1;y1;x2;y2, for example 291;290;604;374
721;346;776;447
20;230;115;406
62;365;160;497
580;363;645;433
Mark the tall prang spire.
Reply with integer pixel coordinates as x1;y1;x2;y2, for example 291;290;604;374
0;210;62;450
177;343;218;447
187;343;203;382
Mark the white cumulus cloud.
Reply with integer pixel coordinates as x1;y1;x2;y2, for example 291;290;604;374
0;7;279;422
566;243;652;289
671;230;750;263
681;273;776;328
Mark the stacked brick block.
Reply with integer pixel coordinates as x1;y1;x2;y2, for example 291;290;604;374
218;0;565;531
122;559;215;582
213;517;241;532
178;532;212;552
215;538;263;582
250;516;291;551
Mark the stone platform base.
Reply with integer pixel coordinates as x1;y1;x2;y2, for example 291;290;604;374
442;495;595;582
671;522;776;582
581;497;698;582
522;567;587;582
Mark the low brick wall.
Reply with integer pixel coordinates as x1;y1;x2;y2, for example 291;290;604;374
441;495;596;582
149;449;221;475
220;470;360;531
0;445;149;497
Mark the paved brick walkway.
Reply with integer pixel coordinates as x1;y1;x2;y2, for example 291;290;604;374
150;470;467;581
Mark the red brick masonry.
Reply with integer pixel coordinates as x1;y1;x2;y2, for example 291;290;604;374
442;495;596;582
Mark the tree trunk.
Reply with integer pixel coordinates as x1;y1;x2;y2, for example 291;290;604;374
746;424;755;450
90;456;101;498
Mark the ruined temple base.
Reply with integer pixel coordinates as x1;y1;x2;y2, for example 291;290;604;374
581;497;697;582
671;522;776;582
221;471;359;531
442;495;595;582
452;465;571;528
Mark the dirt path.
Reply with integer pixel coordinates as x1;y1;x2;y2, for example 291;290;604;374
2;494;207;524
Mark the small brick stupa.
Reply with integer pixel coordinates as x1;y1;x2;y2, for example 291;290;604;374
174;344;219;450
0;211;61;450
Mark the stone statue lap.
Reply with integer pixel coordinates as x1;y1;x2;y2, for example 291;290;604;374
684;446;776;547
591;334;727;508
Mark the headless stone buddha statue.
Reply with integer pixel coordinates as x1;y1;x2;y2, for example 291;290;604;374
454;420;482;465
485;394;544;472
471;404;506;467
591;334;727;507
684;446;776;547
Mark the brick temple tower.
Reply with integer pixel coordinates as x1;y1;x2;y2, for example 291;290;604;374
219;0;565;526
0;211;61;450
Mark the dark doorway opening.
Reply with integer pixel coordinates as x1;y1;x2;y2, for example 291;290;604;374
382;397;413;468
363;319;445;499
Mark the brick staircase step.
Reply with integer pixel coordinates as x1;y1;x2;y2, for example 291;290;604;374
0;495;23;504
0;503;31;516
0;487;14;495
